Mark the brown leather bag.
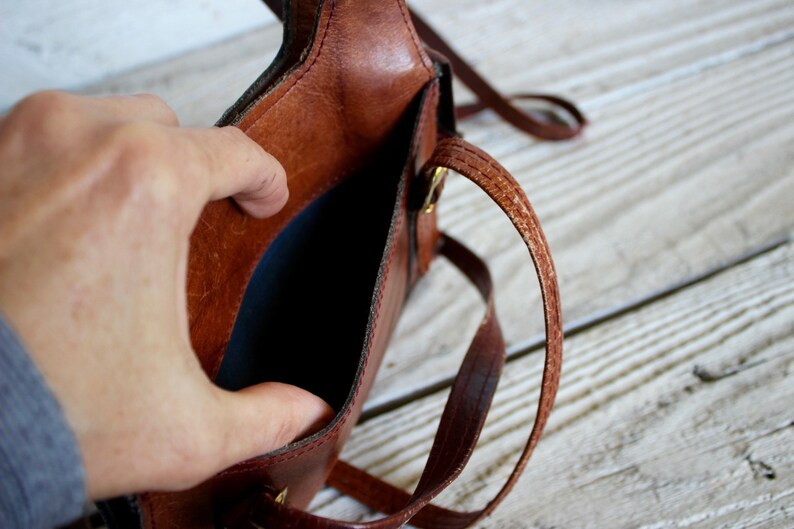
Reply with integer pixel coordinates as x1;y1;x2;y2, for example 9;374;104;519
98;1;584;527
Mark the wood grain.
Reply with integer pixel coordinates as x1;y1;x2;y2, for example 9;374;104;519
73;0;794;412
75;0;794;126
80;24;285;127
373;31;794;409
0;0;275;110
312;242;794;528
415;0;794;108
4;1;791;527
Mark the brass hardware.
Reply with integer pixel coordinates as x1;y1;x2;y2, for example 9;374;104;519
238;487;288;529
422;166;448;213
273;486;288;505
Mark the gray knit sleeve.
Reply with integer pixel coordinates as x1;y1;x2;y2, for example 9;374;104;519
0;314;86;529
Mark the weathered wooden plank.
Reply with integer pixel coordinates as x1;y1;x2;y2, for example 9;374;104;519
0;0;276;109
312;242;794;528
76;0;794;412
415;0;794;107
10;0;791;116
80;24;285;127
373;38;794;409
77;0;794;127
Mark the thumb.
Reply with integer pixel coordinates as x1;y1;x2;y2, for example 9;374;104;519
215;382;334;470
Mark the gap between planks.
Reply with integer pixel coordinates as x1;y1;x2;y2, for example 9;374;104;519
360;233;792;423
374;41;794;410
78;0;794;128
312;242;794;528
76;0;794;414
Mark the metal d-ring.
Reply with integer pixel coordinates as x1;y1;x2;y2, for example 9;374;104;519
421;166;449;213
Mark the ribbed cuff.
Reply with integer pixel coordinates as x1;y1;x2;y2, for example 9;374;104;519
0;314;86;529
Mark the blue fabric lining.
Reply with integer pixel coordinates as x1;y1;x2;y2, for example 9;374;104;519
215;166;400;412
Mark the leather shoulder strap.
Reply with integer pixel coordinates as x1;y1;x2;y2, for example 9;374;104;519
408;13;586;140
329;138;564;528
228;137;562;528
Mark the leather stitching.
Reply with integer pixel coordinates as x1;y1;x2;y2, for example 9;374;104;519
415;308;497;496
241;0;338;133
417;138;563;526
431;147;553;276
396;0;435;80
302;137;563;528
249;157;410;467
329;251;503;524
223;80;438;475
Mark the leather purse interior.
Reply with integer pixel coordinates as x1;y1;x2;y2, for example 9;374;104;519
214;143;409;413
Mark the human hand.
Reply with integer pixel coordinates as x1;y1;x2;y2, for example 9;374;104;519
0;92;333;500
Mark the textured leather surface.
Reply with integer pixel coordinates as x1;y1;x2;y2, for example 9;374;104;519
260;0;587;140
187;0;434;381
133;1;567;528
139;1;436;527
233;137;563;529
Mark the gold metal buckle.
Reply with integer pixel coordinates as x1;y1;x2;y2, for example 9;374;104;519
272;487;288;505
241;487;288;529
421;166;448;213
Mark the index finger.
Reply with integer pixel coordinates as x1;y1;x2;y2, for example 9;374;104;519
180;126;288;219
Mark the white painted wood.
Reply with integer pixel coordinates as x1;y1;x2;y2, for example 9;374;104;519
373;36;794;410
80;0;794;126
414;0;794;107
0;0;276;109
312;242;794;528
75;0;794;411
81;23;286;127
29;0;792;526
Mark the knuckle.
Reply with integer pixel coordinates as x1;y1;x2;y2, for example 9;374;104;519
218;124;247;141
106;122;182;200
108;120;166;154
218;125;258;154
134;93;180;126
14;90;80;118
7;91;82;140
133;92;166;106
106;123;209;225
